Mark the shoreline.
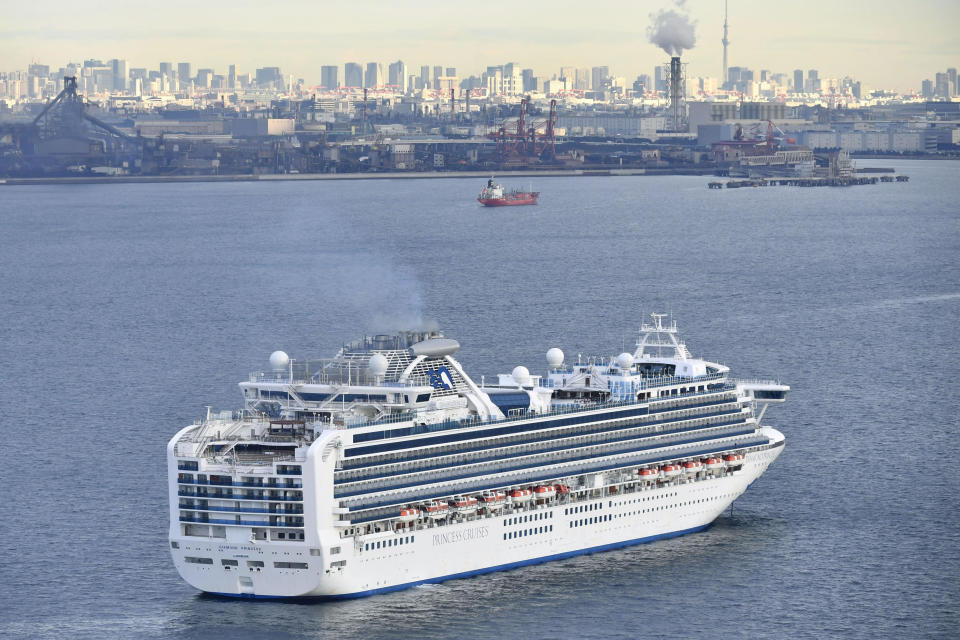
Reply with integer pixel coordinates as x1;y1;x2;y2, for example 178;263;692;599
0;167;722;186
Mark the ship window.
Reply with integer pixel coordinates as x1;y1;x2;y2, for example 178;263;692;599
365;544;369;551
221;559;239;567
274;562;308;569
185;557;213;565
170;541;179;549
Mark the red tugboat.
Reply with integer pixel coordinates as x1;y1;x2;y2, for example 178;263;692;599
477;177;539;206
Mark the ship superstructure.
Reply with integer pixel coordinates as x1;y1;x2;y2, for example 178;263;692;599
168;314;788;599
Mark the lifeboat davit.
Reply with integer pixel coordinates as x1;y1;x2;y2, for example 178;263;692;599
509;488;533;503
481;490;506;509
534;485;556;499
451;495;478;514
638;467;659;482
703;457;723;470
683;460;703;475
422;500;449;520
398;506;420;522
661;464;682;479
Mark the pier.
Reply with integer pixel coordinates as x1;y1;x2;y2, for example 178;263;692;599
713;175;909;189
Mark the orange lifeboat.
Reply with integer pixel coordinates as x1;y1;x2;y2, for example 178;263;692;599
554;484;571;495
451;495;479;515
638;467;659;482
723;453;745;466
703;457;723;470
661;464;682;480
398;506;419;522
422;500;449;520
682;460;703;475
481;490;506;509
534;485;556;499
509;488;533;503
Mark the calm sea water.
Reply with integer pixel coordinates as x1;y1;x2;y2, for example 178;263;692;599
1;161;958;639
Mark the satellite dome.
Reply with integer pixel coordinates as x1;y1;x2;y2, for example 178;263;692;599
368;353;389;377
617;352;635;370
512;365;531;386
546;347;564;367
269;350;290;371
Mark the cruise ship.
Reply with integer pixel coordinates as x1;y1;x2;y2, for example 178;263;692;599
167;314;789;599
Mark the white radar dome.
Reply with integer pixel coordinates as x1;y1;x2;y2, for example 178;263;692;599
546;347;565;367
512;365;531;386
269;350;290;371
368;353;389;377
617;352;635;370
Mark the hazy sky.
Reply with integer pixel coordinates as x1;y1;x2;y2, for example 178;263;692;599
4;0;959;92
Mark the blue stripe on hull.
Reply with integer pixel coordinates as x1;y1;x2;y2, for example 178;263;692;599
205;522;713;602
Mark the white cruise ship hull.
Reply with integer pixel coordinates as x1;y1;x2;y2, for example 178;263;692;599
171;430;783;599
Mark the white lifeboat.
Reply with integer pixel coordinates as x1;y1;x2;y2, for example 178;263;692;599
661;464;682;480
509;488;533;503
422;500;450;520
398;506;419;522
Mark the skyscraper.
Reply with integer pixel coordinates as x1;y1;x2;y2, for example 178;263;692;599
365;62;383;89
432;65;443;88
197;68;213;88
522;68;536;92
445;67;456;78
110;59;127;92
934;72;949;98
344;63;362;88
591;66;609;91
255;67;282;89
228;64;236;90
807;69;819;92
419;65;430;89
948;68;958;96
320;66;338;91
388;60;407;92
654;66;666;92
177;63;192;90
793;69;804;94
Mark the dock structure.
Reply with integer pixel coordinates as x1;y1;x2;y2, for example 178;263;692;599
712;175;909;189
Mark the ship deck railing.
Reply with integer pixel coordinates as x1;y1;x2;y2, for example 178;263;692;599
336;424;758;500
335;412;751;485
340;397;744;471
343;435;775;524
178;505;304;515
177;490;302;502
178;479;303;488
352;379;732;435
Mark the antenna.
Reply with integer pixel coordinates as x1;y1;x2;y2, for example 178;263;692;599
722;0;730;87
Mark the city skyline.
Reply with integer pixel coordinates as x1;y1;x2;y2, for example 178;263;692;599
4;0;960;93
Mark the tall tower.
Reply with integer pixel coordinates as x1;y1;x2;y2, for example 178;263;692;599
721;0;730;86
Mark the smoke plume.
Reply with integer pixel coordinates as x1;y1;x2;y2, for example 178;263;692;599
647;1;698;57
